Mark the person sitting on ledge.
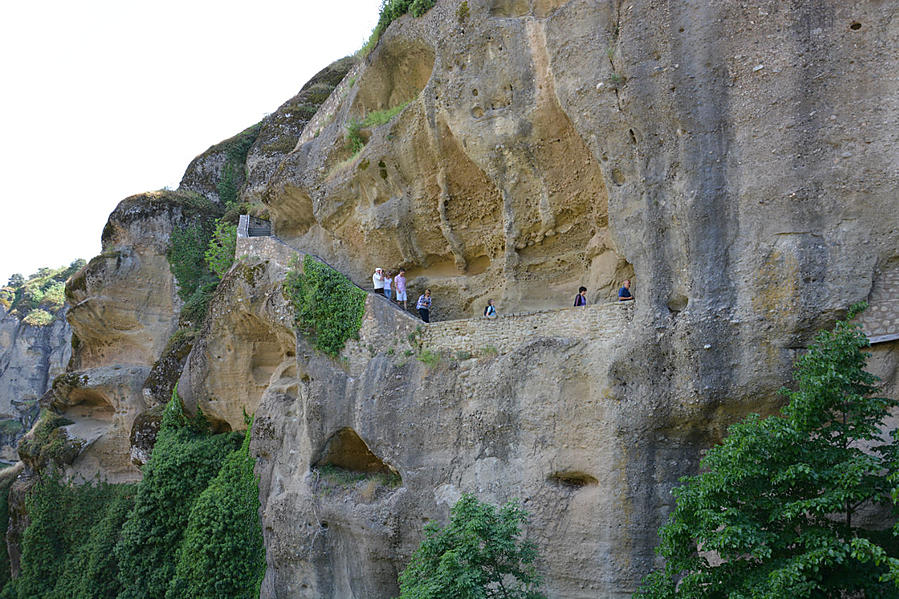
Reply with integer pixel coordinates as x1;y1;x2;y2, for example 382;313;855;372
618;279;634;302
484;299;497;319
574;286;588;307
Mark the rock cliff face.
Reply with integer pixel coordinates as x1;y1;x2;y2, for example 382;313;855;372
0;308;70;460
20;0;899;597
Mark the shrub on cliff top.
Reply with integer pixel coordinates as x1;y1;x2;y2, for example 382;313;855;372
398;493;546;599
166;425;265;599
635;304;899;598
360;0;436;56
284;255;366;357
115;389;241;599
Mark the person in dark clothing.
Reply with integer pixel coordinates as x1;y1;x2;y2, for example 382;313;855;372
574;286;587;307
417;289;432;323
618;279;634;302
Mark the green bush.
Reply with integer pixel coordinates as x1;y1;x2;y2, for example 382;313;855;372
417;349;441;367
284;255;366;357
22;308;53;327
40;281;66;310
398;493;546;599
346;119;365;154
217;162;239;208
166;427;265;599
10;475;135;599
115;390;242;599
205;219;237;279
167;222;216;302
362;101;410;127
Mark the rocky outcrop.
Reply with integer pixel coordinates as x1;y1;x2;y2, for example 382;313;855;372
0;307;70;460
50;190;220;481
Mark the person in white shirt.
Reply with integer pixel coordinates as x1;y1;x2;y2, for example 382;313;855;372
372;268;385;295
383;272;394;300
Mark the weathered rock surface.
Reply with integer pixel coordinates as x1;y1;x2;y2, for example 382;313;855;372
12;0;899;597
0;307;70;460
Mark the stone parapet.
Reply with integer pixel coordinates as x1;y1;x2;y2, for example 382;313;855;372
421;303;634;356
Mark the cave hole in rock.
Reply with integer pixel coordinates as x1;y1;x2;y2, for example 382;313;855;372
351;37;435;116
65;389;115;423
850;21;861;30
312;428;402;487
548;471;599;489
269;183;315;241
667;294;688;314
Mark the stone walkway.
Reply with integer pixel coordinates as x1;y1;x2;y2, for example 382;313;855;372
856;267;899;344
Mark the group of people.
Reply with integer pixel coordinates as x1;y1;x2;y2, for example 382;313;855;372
373;267;634;324
372;268;433;323
574;279;633;306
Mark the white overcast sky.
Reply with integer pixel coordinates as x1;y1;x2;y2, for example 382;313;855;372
0;0;380;284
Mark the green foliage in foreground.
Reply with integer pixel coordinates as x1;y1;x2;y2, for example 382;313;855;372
635;304;899;598
360;0;436;56
284;255;366;357
204;219;237;279
167;425;265;599
115;391;242;599
3;389;265;599
398;493;546;599
7;476;135;599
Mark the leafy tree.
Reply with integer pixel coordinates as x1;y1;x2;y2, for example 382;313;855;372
166;425;265;599
635;304;899;598
204;219;237;279
398;493;546;599
6;274;23;288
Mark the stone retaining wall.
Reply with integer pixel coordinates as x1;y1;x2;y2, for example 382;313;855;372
421;303;634;356
236;235;300;267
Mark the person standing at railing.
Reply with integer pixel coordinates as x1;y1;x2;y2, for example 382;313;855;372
484;299;497;319
573;286;587;307
417;289;432;323
618;279;634;302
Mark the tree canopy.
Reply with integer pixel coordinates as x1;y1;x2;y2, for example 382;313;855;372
398;493;546;599
635;305;899;598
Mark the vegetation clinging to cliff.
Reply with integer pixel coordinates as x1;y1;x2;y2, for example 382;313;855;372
115;391;242;599
167;425;265;599
635;305;899;598
5;476;136;599
284;255;366;357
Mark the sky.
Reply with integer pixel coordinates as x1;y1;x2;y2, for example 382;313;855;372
0;0;380;285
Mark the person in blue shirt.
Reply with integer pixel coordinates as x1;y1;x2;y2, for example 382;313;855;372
618;279;634;301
